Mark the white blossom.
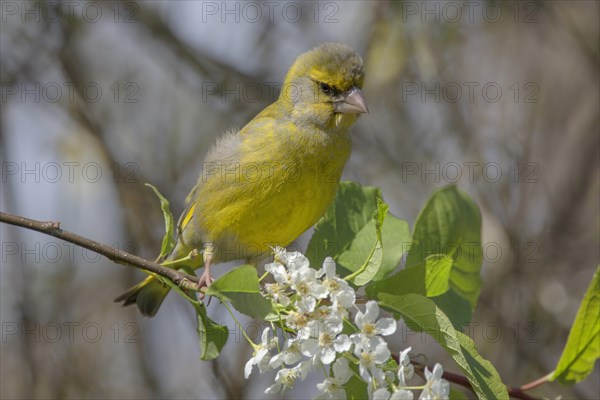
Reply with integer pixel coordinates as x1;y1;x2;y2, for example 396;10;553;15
419;364;449;400
264;281;291;306
244;327;278;378
290;265;328;312
301;321;351;364
265;261;291;285
269;337;303;368
316;358;352;399
286;310;311;332
265;360;312;394
397;347;414;386
277;248;310;272
250;249;448;400
354;301;397;339
321;257;356;309
353;336;391;381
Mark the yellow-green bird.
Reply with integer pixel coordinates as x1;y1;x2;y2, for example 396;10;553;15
115;42;368;316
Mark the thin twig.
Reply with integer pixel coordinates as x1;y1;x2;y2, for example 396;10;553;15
519;372;555;392
0;211;200;291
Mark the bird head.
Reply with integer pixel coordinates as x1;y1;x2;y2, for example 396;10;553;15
280;42;368;131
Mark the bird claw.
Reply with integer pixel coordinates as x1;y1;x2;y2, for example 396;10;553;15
197;271;214;301
198;272;214;288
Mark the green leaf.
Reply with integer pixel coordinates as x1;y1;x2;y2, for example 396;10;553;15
351;234;382;286
424;254;454;296
365;254;452;297
377;293;509;400
551;266;600;385
365;255;471;330
194;302;229;360
366;262;426;299
449;387;469;400
145;183;176;258
206;265;272;319
347;199;387;286
432;289;472;331
306;181;410;279
455;330;508;399
379;211;411;278
406;185;483;310
344;362;368;399
150;271;229;360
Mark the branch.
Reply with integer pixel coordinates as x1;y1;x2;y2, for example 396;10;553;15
0;211;200;292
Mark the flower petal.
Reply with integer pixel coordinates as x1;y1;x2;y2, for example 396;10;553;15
375;318;397;336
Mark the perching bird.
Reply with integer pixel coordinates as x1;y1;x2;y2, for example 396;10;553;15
115;42;368;316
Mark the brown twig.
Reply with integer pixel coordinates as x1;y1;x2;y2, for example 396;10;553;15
0;211;200;291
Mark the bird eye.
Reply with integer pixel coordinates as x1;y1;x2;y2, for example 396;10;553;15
319;82;333;95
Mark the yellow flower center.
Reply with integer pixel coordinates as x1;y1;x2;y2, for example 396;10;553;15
325;279;340;292
288;311;309;329
363;323;376;336
297;282;310;296
319;331;334;347
361;352;373;366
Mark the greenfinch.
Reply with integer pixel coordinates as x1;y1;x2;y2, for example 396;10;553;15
115;42;368;316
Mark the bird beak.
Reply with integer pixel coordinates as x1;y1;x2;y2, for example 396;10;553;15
334;88;369;114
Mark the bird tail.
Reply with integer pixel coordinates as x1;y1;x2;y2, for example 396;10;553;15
114;247;179;317
114;275;170;317
114;239;202;317
116;196;201;317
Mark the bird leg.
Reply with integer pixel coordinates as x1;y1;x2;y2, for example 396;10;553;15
198;243;215;299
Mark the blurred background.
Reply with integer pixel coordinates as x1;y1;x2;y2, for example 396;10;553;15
1;1;598;399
